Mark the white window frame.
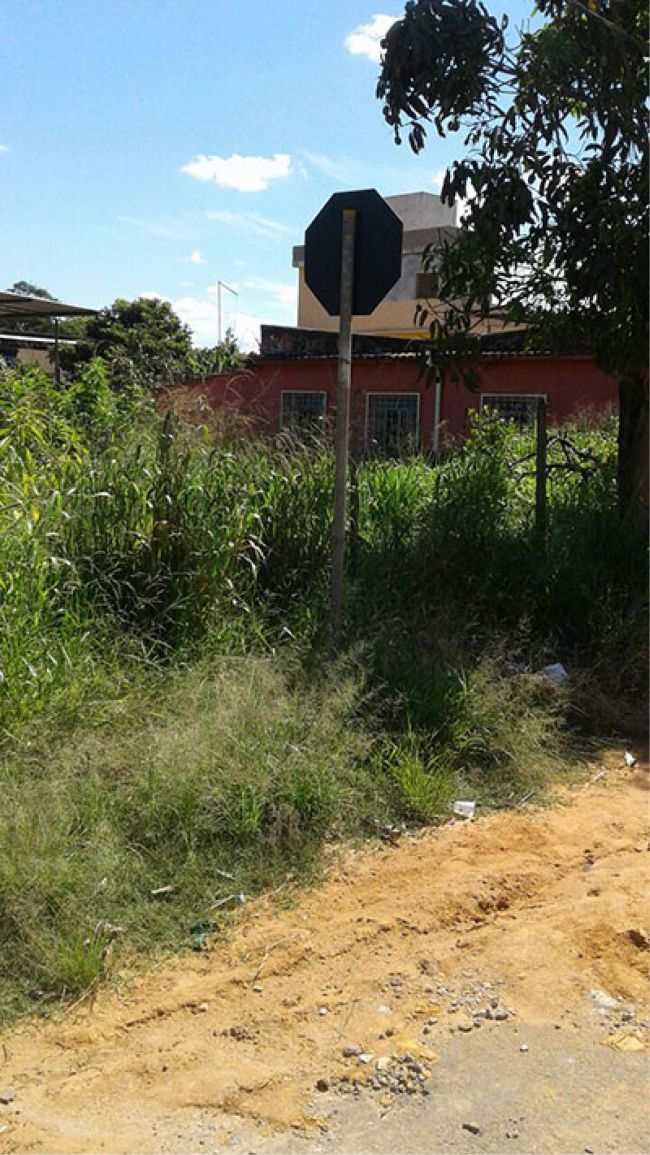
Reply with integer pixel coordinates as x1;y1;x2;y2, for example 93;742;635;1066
279;390;327;432
480;392;547;425
364;392;421;454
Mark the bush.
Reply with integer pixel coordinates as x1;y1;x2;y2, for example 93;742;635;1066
0;367;645;1017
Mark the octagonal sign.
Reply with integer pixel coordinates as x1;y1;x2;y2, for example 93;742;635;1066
304;189;403;316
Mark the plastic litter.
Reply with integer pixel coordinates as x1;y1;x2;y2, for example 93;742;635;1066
452;800;476;819
189;918;218;952
624;750;638;767
539;662;569;685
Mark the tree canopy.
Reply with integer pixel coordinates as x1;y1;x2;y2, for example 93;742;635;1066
59;296;242;392
59;296;195;392
377;0;648;508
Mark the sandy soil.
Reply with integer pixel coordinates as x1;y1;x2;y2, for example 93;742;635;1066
0;749;648;1155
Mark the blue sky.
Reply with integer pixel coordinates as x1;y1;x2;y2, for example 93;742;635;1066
1;1;533;349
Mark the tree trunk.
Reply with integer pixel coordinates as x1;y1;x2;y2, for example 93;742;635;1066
618;377;649;521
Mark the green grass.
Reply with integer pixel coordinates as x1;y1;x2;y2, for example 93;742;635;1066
0;364;645;1020
0;648;574;1019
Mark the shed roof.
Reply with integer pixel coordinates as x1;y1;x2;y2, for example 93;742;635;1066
0;291;97;319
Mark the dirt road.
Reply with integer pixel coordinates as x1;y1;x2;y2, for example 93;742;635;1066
0;751;648;1155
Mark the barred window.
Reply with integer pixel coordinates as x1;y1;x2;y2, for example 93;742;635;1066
480;393;543;427
366;394;420;456
279;391;327;432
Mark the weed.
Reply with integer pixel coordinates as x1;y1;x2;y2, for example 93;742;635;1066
0;365;645;1019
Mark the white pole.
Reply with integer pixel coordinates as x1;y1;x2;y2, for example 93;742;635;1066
433;368;442;455
216;280;238;345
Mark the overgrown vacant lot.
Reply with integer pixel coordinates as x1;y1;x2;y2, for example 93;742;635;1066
0;364;646;1019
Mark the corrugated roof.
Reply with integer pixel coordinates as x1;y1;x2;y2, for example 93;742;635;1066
0;291;97;319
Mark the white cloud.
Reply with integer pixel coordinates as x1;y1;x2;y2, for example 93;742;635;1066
182;152;292;192
303;151;350;181
171;293;219;345
0;145;8;155
206;209;295;239
184;299;262;353
189;248;206;265
431;169;448;192
245;277;297;309
156;292;256;352
344;14;398;63
141;280;294;353
231;311;263;353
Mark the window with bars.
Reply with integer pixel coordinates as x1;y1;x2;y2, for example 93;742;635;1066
480;393;544;427
366;393;420;456
279;391;327;433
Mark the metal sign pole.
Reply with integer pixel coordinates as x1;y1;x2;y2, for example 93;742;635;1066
330;208;356;647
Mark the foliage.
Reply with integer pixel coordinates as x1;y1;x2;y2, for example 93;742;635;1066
0;365;645;1017
2;281;57;337
377;0;649;508
187;328;244;379
59;296;196;392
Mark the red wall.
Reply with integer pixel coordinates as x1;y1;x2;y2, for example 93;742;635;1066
159;354;618;449
444;355;618;443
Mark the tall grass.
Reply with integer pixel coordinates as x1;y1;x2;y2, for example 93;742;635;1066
0;365;645;1017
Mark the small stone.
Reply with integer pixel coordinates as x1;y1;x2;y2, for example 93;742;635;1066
584;1148;594;1154
196;1001;209;1013
318;1007;329;1016
376;1056;391;1072
457;1015;475;1032
427;1016;438;1025
357;1052;373;1064
252;984;263;993
315;1078;330;1093
377;1004;391;1014
519;1044;529;1053
403;1052;415;1063
495;1009;509;1021
342;1044;362;1057
422;1026;431;1035
0;1092;15;1106
462;1122;481;1135
506;1130;519;1140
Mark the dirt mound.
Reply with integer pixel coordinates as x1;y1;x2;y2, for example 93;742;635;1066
0;751;647;1154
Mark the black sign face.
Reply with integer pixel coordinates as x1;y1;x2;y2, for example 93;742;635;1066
304;189;403;316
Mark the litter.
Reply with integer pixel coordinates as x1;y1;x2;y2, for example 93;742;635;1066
150;885;175;898
452;800;476;819
538;662;569;685
624;751;638;767
189;919;218;952
209;892;246;911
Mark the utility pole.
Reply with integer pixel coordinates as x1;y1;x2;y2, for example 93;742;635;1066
216;280;238;344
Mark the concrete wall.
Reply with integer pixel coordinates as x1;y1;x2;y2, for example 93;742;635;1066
293;190;464;336
160;354;618;451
